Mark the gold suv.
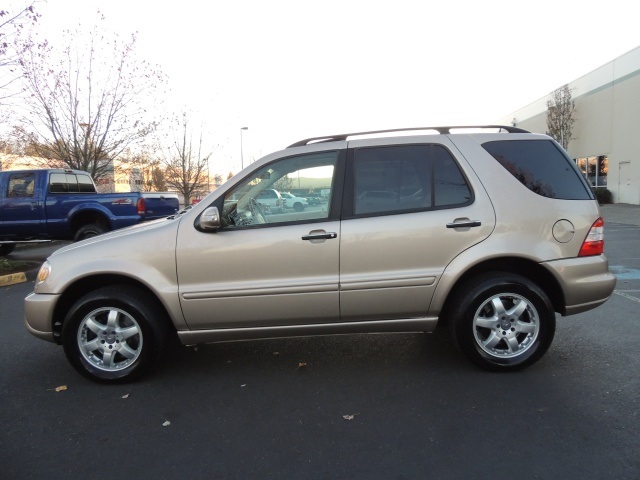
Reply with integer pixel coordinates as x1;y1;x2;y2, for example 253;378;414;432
25;126;617;382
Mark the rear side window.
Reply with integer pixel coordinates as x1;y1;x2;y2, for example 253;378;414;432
49;173;68;193
49;173;96;193
482;140;593;200
352;144;472;216
77;174;96;193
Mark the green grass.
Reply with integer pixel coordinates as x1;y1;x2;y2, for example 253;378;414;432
0;258;32;276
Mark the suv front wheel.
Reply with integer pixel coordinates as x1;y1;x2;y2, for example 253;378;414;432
448;273;556;371
62;286;168;383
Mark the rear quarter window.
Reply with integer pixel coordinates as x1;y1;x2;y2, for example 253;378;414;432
482;139;593;200
77;174;97;193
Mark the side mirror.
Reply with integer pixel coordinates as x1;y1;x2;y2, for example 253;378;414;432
198;206;221;231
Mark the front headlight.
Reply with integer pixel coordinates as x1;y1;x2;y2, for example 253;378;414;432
35;261;51;291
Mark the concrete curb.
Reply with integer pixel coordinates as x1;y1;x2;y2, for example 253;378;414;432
0;265;40;288
0;271;28;287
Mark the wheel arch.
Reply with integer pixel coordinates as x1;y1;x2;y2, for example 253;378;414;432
437;256;566;324
69;210;112;236
51;274;176;344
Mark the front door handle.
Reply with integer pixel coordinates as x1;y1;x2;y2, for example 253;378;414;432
302;232;338;241
446;220;481;228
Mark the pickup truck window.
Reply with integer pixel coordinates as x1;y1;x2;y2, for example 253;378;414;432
7;172;35;197
49;173;97;193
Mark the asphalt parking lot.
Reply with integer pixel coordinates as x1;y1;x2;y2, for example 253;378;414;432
1;205;639;480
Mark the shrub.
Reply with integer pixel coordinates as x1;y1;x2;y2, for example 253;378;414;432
593;187;612;204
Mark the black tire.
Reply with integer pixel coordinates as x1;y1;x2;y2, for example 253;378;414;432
74;223;107;242
0;244;16;256
293;202;304;212
448;273;556;371
62;286;168;383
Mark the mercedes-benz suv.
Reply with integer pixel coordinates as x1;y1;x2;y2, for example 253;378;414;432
25;126;616;383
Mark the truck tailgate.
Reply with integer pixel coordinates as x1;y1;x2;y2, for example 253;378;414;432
142;193;180;219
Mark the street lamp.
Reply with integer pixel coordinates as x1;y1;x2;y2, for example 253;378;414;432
240;127;248;169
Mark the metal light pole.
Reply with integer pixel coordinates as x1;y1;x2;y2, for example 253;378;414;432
240;127;248;169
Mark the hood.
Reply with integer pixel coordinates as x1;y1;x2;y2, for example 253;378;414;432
51;216;180;258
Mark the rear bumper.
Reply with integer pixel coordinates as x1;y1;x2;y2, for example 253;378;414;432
543;255;617;316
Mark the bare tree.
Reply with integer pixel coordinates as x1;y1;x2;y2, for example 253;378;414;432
0;124;61;170
0;2;39;104
151;164;167;192
13;12;166;181
0;124;45;155
162;113;211;205
121;150;166;192
273;175;294;192
138;158;167;192
546;84;575;150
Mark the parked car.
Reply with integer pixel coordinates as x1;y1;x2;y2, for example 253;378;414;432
256;188;286;213
0;169;180;255
280;192;308;211
305;194;322;206
25;126;616;383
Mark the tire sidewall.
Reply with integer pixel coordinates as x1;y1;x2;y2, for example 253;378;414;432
74;223;106;242
62;287;165;383
451;274;556;371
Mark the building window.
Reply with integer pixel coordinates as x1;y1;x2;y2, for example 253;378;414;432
576;155;608;187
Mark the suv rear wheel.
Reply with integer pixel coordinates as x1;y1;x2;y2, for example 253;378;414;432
448;273;556;371
62;286;168;383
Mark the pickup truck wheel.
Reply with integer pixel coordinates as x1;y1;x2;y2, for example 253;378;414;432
0;244;16;256
448;273;556;371
74;223;106;241
62;286;168;383
293;202;304;212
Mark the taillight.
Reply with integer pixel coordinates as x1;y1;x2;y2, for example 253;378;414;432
578;217;604;256
137;197;146;216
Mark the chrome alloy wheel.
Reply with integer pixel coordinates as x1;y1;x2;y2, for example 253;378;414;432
77;307;143;372
472;293;539;358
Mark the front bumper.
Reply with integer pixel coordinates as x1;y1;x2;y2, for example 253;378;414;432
24;292;59;343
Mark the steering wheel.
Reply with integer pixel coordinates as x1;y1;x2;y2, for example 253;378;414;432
248;198;267;224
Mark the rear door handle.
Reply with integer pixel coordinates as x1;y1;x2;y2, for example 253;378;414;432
446;220;481;228
302;232;338;241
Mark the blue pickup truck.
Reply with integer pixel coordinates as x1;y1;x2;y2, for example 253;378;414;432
0;169;179;256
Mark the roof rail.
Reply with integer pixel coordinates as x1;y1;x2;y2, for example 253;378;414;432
287;125;529;148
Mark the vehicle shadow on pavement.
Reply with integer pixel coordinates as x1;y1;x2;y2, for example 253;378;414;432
157;328;471;383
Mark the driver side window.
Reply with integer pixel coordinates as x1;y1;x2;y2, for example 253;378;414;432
221;151;338;228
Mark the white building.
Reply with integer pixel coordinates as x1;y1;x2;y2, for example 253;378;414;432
497;46;640;205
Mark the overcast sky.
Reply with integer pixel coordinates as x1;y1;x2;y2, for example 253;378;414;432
30;0;640;176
